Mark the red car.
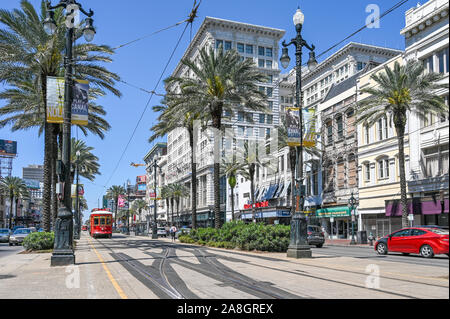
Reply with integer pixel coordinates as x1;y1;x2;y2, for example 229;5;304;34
375;227;449;258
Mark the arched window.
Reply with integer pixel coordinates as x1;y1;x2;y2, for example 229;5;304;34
336;115;344;140
377;156;390;180
337;157;345;189
348;154;357;187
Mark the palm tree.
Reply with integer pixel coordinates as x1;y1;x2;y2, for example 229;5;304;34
70;138;101;183
161;184;173;226
0;177;30;229
0;1;121;232
171;183;190;227
106;185;126;229
150;101;202;229
220;155;245;222
357;60;448;227
164;45;268;229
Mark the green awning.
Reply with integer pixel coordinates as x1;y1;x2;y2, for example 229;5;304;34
316;206;351;218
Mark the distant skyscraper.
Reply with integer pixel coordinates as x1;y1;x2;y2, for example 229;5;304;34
22;165;44;183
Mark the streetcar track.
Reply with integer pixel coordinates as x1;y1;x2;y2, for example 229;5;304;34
98;236;448;299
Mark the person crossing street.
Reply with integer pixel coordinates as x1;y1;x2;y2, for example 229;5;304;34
170;225;177;242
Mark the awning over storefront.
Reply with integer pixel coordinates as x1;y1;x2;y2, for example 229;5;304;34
263;184;279;200
280;181;291;198
274;182;284;199
257;187;267;202
316;206;351;218
386;198;449;217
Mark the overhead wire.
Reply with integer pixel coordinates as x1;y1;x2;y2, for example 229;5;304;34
102;2;201;190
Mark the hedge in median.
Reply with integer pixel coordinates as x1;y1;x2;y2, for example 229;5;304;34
23;232;55;251
179;221;290;252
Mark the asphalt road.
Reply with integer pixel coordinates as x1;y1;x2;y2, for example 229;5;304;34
85;234;449;299
0;243;24;259
314;245;449;268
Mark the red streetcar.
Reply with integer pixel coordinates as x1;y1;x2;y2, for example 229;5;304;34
89;209;113;239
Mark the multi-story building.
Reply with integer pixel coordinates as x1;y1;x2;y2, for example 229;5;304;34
356;55;409;238
401;0;449;227
22;164;44;183
143;143;168;226
165;17;286;227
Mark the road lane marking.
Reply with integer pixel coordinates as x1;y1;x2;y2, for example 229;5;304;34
87;238;128;299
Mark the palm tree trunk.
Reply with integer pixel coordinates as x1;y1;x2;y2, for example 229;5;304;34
212;109;222;229
290;147;297;215
230;186;235;222
42;77;52;233
395;124;409;228
15;198;19;227
9;195;13;229
176;199;180;228
250;164;256;223
171;198;174;226
51;124;59;226
189;131;197;229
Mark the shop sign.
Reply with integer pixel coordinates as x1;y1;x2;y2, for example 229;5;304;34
316;207;351;218
244;201;269;210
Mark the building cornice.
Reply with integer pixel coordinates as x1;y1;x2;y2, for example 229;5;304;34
401;0;449;38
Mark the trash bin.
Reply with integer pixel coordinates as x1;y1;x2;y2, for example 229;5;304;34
357;231;367;244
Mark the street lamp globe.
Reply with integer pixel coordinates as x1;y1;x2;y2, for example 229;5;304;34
43;10;57;35
280;47;291;69
307;51;318;71
293;8;305;26
83;17;96;42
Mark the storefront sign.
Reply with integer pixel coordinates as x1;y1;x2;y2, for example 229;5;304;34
316;207;351;218
244;201;269;210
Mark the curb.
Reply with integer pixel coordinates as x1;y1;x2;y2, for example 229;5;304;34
324;244;374;249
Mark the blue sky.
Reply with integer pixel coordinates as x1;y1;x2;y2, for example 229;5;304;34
0;0;415;219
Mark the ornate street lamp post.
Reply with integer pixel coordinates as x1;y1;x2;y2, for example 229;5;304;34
280;7;318;259
74;150;81;240
348;192;357;245
126;180;131;235
151;160;161;240
44;0;95;266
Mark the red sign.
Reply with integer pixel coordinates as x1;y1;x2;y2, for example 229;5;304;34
244;201;269;210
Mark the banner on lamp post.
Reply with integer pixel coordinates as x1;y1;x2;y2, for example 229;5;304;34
303;108;316;147
286;107;300;147
46;76;89;126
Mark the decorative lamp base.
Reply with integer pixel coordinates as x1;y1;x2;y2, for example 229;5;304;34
287;245;312;259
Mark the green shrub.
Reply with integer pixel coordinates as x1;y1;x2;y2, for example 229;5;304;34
23;232;55;251
181;222;291;252
178;235;195;244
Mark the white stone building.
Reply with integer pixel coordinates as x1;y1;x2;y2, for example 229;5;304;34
401;0;449;226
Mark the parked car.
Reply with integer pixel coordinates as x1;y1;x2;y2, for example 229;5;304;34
157;227;167;237
9;228;32;246
307;225;325;248
175;227;191;239
12;226;25;232
28;227;37;233
0;228;12;243
375;227;449;258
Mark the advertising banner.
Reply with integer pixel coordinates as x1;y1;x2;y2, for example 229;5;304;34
46;76;89;125
303;108;316;147
0;140;17;155
71;184;84;198
118;194;126;208
149;188;161;201
137;183;146;192
286;107;300;147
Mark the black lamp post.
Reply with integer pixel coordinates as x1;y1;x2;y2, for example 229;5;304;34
151;160;161;239
280;7;318;259
45;0;95;266
74;150;81;240
348;192;357;245
126;180;131;235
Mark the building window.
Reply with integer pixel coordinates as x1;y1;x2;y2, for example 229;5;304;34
224;41;232;51
246;113;253;123
259;114;265;124
364;163;370;182
266;60;272;69
327;122;333;145
423;55;434;73
377;158;390;180
267;87;273;97
258;46;265;56
336;116;344;139
438;47;449;74
365;125;370;144
378;117;388;140
267;75;273;83
258;59;265;68
215;39;223;49
267;115;273;125
238;112;244;122
245;44;253;54
238;126;245;137
357;62;366;71
259;86;265;94
268;101;273;111
423;144;449;176
237;43;244;53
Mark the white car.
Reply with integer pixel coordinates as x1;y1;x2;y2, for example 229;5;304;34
157;227;167;237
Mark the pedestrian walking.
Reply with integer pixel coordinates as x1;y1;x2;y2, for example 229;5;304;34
170;225;177;242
